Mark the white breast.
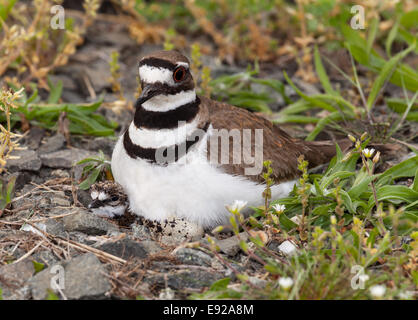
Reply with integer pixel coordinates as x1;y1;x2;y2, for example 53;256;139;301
111;129;296;228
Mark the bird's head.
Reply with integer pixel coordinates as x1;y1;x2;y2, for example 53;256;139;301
88;181;128;218
136;50;195;110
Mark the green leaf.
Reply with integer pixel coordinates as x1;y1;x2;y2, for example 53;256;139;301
0;0;16;29
209;278;230;291
348;174;377;199
6;175;16;204
279;214;298;231
400;9;418;29
78;167;101;190
413;169;418;192
366;18;379;61
386;19;399;57
32;261;45;274
377;156;418;185
46;289;60;300
342;24;418;92
366;42;416;111
283;71;336;112
47;77;63;104
386;98;418;113
306;112;346;141
368;185;418;209
314;45;336;96
320;171;355;190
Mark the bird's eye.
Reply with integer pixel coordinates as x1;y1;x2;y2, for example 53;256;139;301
173;66;186;82
111;196;119;201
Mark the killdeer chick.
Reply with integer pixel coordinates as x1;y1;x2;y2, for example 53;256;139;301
88;181;204;242
111;50;351;229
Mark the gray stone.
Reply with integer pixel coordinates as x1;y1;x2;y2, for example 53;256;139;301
172;248;212;267
205;232;249;257
31;250;60;268
29;253;111;300
62;208;118;235
38;133;66;154
43;219;66;237
145;269;224;290
22;127;45;150
40;148;96;169
141;240;163;254
86;137;116;157
6;149;42;172
50;195;71;207
0;259;35;299
96;238;151;260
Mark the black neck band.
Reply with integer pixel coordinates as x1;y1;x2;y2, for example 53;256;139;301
123;122;210;165
134;97;200;130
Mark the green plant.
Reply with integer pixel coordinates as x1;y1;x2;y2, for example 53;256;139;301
0;175;16;212
77;150;112;190
191;140;417;300
274;38;416;141
1;81;118;137
209;63;290;114
0;86;23;172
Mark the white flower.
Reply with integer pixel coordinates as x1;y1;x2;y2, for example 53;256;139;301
369;284;386;298
227;200;248;213
272;204;286;214
278;277;294;290
362;148;375;158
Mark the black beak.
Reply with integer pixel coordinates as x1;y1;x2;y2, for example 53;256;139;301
136;84;159;105
88;199;103;209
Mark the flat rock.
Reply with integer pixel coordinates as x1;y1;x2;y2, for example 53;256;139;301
207;232;249;257
172;248;212;267
96;238;160;260
38;133;66;154
40;148;96;168
62;209;118;235
0;259;35;299
43;219;67;237
86;137;116;157
31;250;60;268
145;269;224;290
6;149;42;172
29;253;111;300
22;127;45;150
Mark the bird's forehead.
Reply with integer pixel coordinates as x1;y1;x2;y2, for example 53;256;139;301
140;50;189;65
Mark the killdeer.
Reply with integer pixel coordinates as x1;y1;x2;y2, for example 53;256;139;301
88;181;204;242
111;50;351;229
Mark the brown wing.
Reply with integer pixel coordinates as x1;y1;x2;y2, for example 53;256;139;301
201;96;350;183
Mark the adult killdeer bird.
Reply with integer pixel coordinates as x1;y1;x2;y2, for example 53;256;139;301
111;50;351;229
